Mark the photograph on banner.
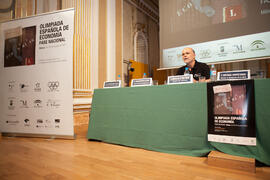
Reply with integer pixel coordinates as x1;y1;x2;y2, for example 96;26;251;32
207;80;256;146
4;26;36;67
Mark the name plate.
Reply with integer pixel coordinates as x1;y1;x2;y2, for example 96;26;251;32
167;74;193;85
131;78;152;87
103;80;121;88
217;70;250;81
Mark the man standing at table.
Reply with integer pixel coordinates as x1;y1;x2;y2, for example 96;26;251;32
177;47;210;82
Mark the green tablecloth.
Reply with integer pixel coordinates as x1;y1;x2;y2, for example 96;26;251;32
87;79;270;165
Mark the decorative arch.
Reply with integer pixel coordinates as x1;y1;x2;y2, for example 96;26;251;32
134;31;148;65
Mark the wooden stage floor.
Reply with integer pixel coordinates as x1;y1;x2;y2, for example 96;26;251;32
0;124;269;180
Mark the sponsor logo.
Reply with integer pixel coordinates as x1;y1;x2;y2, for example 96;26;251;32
48;81;59;92
24;119;30;127
217;45;228;57
37;119;43;123
250;40;266;51
46;99;61;108
20;83;29;92
34;99;42;108
34;82;41;92
220;46;225;53
36;125;45;128
233;44;245;54
20;100;29;108
6;120;19;124
199;49;212;59
8;81;15;92
54;119;61;128
8;98;15;110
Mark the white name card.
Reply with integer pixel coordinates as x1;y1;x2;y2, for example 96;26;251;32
167;74;193;85
213;84;232;94
103;80;121;88
131;78;152;87
217;70;250;81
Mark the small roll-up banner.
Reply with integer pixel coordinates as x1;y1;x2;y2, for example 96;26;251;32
0;9;75;138
207;79;256;146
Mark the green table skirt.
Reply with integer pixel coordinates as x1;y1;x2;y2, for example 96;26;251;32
87;79;270;165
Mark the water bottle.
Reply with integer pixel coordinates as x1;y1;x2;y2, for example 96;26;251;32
210;64;217;81
143;73;147;78
117;74;121;81
117;74;122;87
184;67;190;75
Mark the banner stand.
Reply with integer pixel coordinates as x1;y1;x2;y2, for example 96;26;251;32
1;132;76;140
207;151;255;173
0;9;75;138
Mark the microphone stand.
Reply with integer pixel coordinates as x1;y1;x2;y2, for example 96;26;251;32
123;60;134;87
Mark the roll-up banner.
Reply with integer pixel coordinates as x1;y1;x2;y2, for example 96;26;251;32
0;9;74;138
207;80;256;146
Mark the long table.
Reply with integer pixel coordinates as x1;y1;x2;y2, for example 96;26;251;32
87;79;270;165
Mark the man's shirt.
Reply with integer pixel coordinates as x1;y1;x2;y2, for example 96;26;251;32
177;60;210;81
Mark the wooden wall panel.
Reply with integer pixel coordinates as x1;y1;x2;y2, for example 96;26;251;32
98;0;107;88
73;0;91;90
115;0;123;80
15;0;31;18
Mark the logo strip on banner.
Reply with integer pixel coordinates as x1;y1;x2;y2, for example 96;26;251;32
208;134;256;146
162;31;270;68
